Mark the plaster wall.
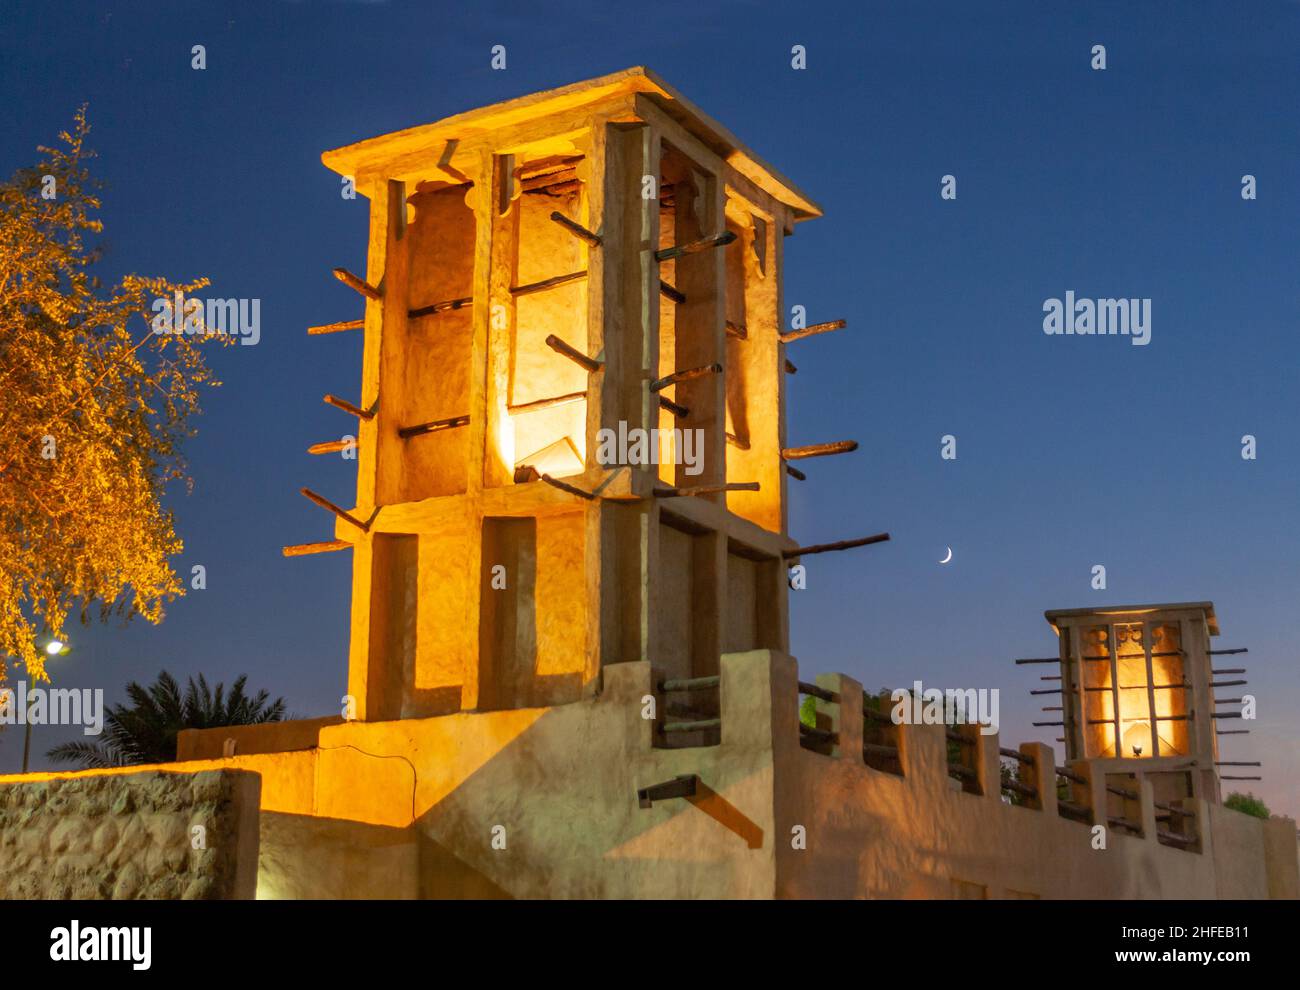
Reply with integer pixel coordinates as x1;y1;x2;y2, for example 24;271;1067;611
20;651;1295;900
772;663;1296;900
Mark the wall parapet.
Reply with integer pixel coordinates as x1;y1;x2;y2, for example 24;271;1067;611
770;655;1296;898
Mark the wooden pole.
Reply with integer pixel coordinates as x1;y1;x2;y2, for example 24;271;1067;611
508;391;586;415
549;211;602;247
658;395;689;418
782;532;890;559
299;487;369;532
545;334;603;373
307;439;357;456
282;540;352;557
658;280;686;304
308;319;364;336
398;414;470;439
650;362;722;393
654;230;737;262
780;319;847;344
653;482;760;499
332;267;381;301
511;271;587;297
540;474;596;500
408;295;473;319
324;394;375;420
782;440;858;460
786;464;806;481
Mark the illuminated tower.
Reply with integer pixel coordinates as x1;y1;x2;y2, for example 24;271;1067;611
1042;602;1250;805
288;69;865;724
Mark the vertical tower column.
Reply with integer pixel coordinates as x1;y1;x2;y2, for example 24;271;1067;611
347;178;408;721
597;120;660;668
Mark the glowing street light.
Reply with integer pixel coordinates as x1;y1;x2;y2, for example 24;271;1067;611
22;636;70;773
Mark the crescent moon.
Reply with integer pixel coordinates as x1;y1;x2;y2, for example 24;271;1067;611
940;547;953;564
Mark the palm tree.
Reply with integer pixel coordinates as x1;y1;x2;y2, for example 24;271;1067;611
47;671;287;769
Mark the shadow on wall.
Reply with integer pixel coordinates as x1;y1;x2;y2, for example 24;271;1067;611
257;812;512;899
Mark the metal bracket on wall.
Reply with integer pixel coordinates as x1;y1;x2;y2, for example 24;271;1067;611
637;774;699;809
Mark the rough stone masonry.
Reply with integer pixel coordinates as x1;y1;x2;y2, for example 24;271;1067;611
0;769;260;900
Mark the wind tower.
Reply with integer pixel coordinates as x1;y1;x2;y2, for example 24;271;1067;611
286;68;880;729
1037;602;1255;807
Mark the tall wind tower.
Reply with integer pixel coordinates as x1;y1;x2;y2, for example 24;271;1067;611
288;69;875;731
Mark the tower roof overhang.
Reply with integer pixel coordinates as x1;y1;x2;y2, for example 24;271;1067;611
1044;601;1219;637
321;66;823;222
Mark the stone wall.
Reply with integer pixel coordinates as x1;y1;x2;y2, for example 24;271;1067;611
0;768;260;900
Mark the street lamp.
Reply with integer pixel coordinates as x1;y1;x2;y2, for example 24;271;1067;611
22;636;70;773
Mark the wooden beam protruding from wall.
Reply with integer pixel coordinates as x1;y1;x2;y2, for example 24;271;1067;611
282;540;352;557
549;211;602;247
299;487;369;532
508;392;586;415
780;319;847;344
782;440;858;460
332;267;381;300
540;473;596;500
782;532;891;559
397;414;471;440
658;280;686;304
658;395;690;418
408;295;473;319
650;362;722;393
307;439;357;456
324;394;376;420
545;334;604;373
654;230;737;262
308;319;363;336
511;271;587;297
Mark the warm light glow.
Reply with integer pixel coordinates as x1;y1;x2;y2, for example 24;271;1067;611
1121;720;1152;758
45;640;63;655
518;436;583;477
495;413;517;475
